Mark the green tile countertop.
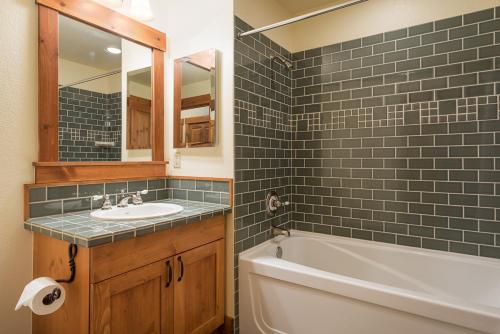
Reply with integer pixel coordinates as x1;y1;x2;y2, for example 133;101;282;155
24;199;231;247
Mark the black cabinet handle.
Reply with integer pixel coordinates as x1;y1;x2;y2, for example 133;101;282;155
165;260;173;287
177;256;184;282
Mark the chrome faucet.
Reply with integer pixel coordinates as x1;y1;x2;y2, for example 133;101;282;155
117;196;131;208
115;189;149;207
93;194;112;210
271;225;290;238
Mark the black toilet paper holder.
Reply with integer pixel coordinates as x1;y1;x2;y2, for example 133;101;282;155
42;244;78;306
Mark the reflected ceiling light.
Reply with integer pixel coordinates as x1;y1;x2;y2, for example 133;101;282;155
129;0;154;21
98;0;123;8
106;47;122;54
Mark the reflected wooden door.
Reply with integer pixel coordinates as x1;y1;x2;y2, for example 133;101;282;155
127;95;152;149
173;240;224;334
91;259;174;334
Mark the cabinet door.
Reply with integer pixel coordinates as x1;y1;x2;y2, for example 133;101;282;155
91;259;174;334
174;240;224;334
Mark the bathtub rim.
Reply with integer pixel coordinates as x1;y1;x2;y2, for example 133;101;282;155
240;229;500;269
239;230;500;333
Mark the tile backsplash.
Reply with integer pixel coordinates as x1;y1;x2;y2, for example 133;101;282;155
27;178;231;218
59;87;122;161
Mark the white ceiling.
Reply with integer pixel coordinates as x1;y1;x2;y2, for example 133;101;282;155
274;0;346;14
59;15;121;70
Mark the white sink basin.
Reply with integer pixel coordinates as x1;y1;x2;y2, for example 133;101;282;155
90;203;183;221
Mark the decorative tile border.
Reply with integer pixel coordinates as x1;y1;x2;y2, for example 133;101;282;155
26;177;232;219
290;96;498;131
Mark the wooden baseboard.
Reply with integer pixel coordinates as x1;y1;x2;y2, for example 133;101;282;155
214;316;234;334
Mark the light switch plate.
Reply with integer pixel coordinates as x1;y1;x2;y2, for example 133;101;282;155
174;151;181;169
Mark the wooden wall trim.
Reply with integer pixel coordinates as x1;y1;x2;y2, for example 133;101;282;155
36;0;166;51
34;162;168;184
181;94;211;110
38;5;59;162
152;49;165;161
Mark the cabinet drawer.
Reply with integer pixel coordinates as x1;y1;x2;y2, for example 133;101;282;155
90;215;224;283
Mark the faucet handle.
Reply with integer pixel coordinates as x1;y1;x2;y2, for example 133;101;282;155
101;194;112;210
93;194;112;210
133;190;146;205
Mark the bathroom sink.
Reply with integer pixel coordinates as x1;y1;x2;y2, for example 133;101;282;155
90;203;183;221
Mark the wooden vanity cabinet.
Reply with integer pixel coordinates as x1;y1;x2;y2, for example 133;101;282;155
174;240;224;334
91;259;174;334
33;215;226;334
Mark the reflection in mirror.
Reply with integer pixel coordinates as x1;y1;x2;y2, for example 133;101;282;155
174;49;217;148
127;67;152;150
58;15;152;162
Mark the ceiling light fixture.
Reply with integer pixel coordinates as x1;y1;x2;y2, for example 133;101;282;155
106;47;122;54
129;0;154;21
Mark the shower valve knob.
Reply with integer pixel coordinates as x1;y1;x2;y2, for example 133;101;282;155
266;191;290;216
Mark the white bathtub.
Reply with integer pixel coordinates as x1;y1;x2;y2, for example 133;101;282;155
239;230;500;334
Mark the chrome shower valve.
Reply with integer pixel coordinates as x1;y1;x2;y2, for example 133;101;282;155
266;191;290;216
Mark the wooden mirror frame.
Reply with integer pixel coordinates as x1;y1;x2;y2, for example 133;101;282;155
35;0;167;184
173;49;217;148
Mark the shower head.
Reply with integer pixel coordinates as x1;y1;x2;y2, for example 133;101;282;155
270;54;293;70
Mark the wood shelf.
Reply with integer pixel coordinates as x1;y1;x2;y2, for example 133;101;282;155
33;161;168;184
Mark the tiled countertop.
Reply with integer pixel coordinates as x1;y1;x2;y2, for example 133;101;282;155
24;199;231;247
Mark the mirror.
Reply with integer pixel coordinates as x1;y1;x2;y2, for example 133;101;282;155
174;49;217;148
58;15;152;162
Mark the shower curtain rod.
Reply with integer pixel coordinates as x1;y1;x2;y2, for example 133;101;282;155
58;69;121;89
237;0;368;39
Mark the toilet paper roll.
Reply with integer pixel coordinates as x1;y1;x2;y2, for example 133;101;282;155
15;277;65;315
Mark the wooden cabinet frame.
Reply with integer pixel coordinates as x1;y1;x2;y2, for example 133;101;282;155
35;0;167;183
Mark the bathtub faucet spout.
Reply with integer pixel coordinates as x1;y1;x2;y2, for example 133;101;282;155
271;225;290;238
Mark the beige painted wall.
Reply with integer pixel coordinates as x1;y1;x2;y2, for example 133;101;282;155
291;0;500;52
149;0;234;179
181;79;211;99
234;0;295;51
236;0;500;52
59;58;121;93
128;80;151;100
0;1;37;333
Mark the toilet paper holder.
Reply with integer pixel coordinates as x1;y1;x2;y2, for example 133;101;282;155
43;244;78;306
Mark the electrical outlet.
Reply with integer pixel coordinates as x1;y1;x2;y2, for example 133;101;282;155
174;151;181;168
